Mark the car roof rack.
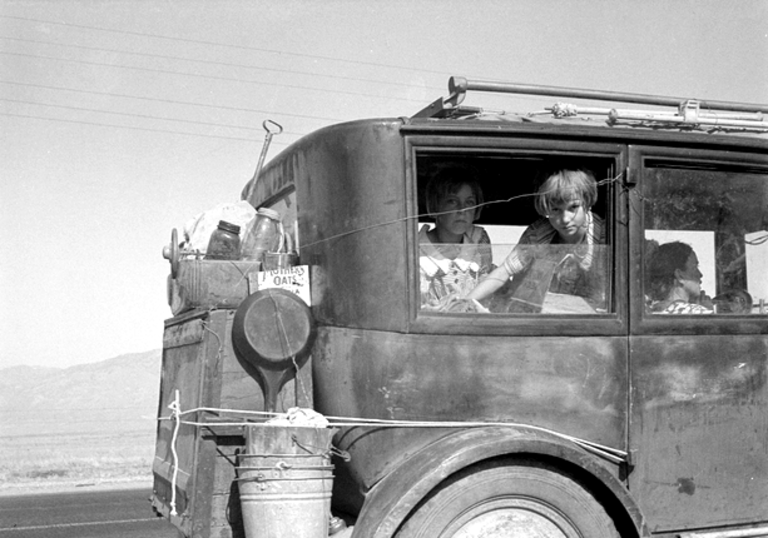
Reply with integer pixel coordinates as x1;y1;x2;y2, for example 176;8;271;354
413;76;768;132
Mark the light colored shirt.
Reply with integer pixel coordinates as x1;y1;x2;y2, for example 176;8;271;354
658;301;713;314
419;224;492;308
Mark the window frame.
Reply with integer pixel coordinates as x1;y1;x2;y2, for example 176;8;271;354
628;145;768;336
405;134;628;337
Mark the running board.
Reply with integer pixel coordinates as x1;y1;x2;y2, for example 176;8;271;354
678;524;768;538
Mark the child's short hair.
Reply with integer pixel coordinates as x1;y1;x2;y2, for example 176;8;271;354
646;241;694;301
425;167;484;220
534;169;598;217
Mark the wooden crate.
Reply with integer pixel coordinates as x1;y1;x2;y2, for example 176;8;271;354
152;308;313;538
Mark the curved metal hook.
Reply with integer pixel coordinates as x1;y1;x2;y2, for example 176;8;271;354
262;119;283;135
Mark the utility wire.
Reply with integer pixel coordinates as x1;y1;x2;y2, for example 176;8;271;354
0;50;427;103
0;80;343;122
4;418;153;425
0;35;445;92
1;111;299;145
0;428;154;436
1;14;451;77
0;97;306;137
1;406;155;414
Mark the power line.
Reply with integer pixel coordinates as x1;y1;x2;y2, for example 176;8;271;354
0;402;157;415
1;430;154;439
0;35;444;92
0;80;344;122
0;50;427;103
0;81;341;122
1;14;451;77
0;111;299;145
0;97;306;137
2;418;153;425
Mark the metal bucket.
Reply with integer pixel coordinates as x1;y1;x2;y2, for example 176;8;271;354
238;426;335;538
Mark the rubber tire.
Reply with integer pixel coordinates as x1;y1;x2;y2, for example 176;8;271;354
395;459;621;538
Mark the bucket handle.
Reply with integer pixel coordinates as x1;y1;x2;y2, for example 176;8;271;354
238;452;328;459
235;473;335;483
290;434;350;461
237;464;335;472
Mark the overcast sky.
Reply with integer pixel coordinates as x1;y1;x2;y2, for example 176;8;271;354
1;0;767;369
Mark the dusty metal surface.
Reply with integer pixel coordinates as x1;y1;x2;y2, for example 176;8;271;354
313;326;628;503
247;120;410;332
629;334;768;532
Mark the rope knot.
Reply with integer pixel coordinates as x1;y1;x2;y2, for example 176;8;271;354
551;102;578;118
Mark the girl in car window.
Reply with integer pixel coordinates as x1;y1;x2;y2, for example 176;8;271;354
420;169;492;310
647;241;713;314
466;169;605;310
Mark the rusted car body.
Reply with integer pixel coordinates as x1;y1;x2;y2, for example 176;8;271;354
154;77;768;537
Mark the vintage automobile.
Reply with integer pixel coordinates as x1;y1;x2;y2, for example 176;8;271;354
154;76;768;538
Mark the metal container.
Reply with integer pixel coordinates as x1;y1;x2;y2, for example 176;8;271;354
241;208;281;264
238;426;334;538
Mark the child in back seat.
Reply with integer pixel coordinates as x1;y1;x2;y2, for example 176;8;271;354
419;168;492;310
466;169;605;312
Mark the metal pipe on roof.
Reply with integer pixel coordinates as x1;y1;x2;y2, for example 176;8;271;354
449;76;768;114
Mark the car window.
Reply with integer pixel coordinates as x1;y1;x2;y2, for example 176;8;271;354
416;153;615;315
642;163;768;316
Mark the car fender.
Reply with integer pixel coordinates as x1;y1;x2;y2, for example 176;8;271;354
351;425;647;538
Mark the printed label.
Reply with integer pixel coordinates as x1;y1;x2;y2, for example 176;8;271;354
249;265;310;305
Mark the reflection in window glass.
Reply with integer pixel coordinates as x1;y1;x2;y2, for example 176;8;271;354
419;241;610;314
416;155;614;315
643;165;768;315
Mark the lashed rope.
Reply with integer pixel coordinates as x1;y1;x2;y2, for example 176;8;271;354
160;401;628;468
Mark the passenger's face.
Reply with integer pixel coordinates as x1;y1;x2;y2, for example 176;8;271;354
435;184;477;239
547;197;588;243
676;252;703;301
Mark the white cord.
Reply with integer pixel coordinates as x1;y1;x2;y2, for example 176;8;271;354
168;390;181;516
159;402;628;465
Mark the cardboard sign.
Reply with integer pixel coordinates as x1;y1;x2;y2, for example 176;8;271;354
249;265;310;305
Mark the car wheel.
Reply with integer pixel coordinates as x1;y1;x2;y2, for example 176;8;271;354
395;458;621;538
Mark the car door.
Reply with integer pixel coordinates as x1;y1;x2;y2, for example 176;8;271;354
627;145;768;532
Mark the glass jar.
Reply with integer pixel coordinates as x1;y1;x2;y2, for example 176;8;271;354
241;208;281;264
205;220;241;260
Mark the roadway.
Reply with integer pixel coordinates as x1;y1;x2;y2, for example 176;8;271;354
0;486;178;538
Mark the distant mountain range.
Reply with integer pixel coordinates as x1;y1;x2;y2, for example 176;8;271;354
1;350;162;437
